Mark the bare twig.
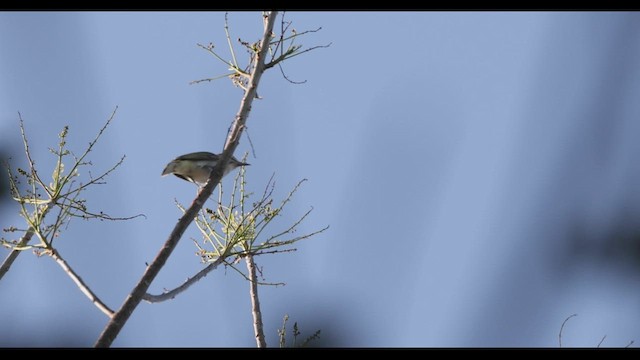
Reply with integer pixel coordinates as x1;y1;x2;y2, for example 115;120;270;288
57;154;126;199
94;11;279;348
61;107;119;194
142;256;225;303
626;340;635;348
0;116;52;278
224;12;240;69
266;16;330;85
64;203;145;221
18;113;49;200
559;313;577;347
50;248;114;318
145;221;300;304
3;110;137;247
246;253;266;347
244;127;257;159
597;335;607;347
223;258;286;287
277;63;307;85
265;43;331;71
189;72;235;85
0;228;37;281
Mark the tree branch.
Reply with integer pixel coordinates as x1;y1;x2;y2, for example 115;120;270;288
0;115;56;280
246;253;266;347
0;228;35;281
142;256;225;303
2;108;130;281
50;248;115;318
558;313;577;347
93;11;279;348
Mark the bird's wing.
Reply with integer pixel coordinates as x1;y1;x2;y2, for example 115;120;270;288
172;151;218;161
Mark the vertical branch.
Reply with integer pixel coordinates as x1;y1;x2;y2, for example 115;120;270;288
94;11;279;348
245;253;266;348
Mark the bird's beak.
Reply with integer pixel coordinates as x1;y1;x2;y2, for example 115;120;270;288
161;161;176;176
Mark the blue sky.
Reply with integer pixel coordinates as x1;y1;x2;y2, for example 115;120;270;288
2;12;640;347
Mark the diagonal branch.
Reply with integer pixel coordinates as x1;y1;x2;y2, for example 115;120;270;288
0;168;54;280
142;256;225;303
2;109;128;282
0;118;54;279
0;228;36;281
93;11;279;348
49;248;115;318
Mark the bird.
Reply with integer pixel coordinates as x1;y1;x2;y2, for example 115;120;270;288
162;151;249;186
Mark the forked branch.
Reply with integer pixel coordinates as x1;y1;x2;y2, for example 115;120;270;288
94;11;280;348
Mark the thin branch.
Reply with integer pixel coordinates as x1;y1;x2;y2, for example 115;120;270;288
94;11;279;348
3;108;130;249
18;113;49;199
246;254;266;347
196;210;223;250
57;155;126;199
64;204;146;221
142;256;225;303
5;161;30;221
222;11;274;153
597;335;607;348
224;12;240;69
277;62;307;85
261;206;314;244
0;228;36;281
261;224;329;249
50;248;114;318
558;313;577;347
264;43;331;70
264;20;330;84
270;12;291;59
252;247;297;257
68;107;119;178
243;127;257;159
195;43;234;68
1;155;54;279
269;26;324;48
223;258;286;286
189;72;235;85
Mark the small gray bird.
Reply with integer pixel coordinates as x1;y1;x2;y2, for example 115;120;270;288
162;151;249;186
